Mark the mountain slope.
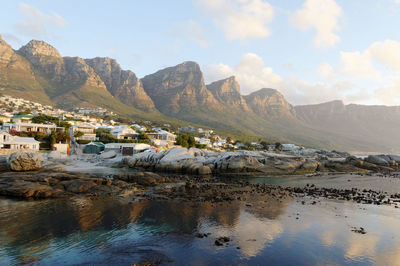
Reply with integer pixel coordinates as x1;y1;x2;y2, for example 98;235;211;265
296;101;400;153
0;36;52;104
1;36;400;152
85;57;155;111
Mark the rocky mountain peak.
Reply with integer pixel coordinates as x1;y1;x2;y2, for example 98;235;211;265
0;36;15;64
244;88;296;118
206;76;249;111
18;40;61;59
141;61;217;114
85;57;155;111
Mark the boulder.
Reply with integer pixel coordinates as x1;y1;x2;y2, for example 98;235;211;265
159;148;194;163
365;155;389;166
62;180;97;193
8;152;43;171
100;150;117;159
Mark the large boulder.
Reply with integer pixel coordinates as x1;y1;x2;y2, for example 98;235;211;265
100;150;117;159
365;155;389;166
159;148;194;164
8;152;43;171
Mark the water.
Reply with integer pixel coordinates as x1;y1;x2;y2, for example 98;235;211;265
1;193;400;265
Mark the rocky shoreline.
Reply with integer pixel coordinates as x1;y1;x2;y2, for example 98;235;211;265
122;147;400;175
1;150;400;209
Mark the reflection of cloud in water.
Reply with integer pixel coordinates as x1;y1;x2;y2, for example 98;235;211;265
345;233;380;261
233;211;283;257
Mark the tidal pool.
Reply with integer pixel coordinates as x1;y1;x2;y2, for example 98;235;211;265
0;192;399;265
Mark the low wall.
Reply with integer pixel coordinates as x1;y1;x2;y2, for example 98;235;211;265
0;149;38;156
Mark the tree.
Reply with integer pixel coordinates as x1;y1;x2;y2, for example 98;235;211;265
275;142;283;151
96;128;115;143
74;131;84;138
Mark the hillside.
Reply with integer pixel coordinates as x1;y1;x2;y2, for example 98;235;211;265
1;35;400;152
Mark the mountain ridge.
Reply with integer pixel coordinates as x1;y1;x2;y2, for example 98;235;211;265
1;37;399;152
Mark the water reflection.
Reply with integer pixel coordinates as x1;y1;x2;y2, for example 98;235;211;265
0;196;399;265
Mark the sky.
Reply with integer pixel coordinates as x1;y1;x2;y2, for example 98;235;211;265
0;0;400;106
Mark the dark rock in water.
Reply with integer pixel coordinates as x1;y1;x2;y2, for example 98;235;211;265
113;172;170;186
351;227;366;234
215;236;230;246
0;171;137;199
64;180;97;193
365;155;389;166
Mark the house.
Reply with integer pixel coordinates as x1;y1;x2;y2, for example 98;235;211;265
282;144;302;151
131;123;147;132
0;115;11;123
104;143;150;153
72;123;97;141
110;126;138;140
2;122;56;134
83;142;105;154
0;131;12;147
0;131;39;150
147;128;176;146
11;114;34;123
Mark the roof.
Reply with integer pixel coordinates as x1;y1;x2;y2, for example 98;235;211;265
4;136;39;144
87;142;105;147
3;122;56;128
12;114;34;119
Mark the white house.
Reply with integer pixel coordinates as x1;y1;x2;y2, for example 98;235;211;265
110;126;137;140
147;128;176;147
0;131;39;150
104;143;150;153
72;123;97;141
282;144;302;151
131;123;147;132
3;122;56;134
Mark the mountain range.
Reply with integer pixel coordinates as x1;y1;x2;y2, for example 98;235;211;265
0;35;399;153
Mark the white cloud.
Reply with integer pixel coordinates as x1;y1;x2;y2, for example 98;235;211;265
318;40;400;82
195;0;274;40
204;53;282;95
15;3;66;38
368;40;400;72
374;78;400;105
204;52;358;105
340;51;378;79
290;0;342;47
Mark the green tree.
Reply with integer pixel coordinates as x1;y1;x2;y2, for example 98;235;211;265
74;131;84;138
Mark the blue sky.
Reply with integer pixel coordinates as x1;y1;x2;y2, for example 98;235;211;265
1;0;400;105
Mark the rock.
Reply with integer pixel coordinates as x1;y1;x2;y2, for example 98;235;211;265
0;156;8;172
198;166;212;175
100;150;117;159
64;180;97;193
159;148;194;164
47;151;68;161
113;172;168;186
389;154;400;163
8;152;43;171
365;155;389;166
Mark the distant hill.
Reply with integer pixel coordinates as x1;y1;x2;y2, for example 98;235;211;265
1;35;400;153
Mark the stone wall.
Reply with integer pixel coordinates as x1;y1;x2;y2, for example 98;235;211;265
0;149;38;156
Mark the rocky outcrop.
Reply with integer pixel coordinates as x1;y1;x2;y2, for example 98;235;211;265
85;57;155;111
0;171;136;199
244;88;296;118
8;152;43;171
207;76;250;111
141;61;218;114
18;40;64;80
122;148;400;176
